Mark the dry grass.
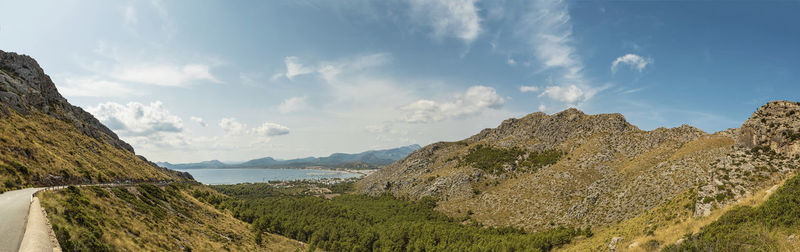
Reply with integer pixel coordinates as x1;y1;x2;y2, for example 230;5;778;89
558;176;789;251
0;110;181;192
39;184;305;251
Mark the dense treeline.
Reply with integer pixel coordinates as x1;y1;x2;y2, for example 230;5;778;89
460;145;563;174
663;172;800;251
206;183;588;251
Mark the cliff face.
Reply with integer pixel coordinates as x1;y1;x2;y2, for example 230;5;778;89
0;50;133;152
356;102;800;232
738;100;800;156
0;50;189;191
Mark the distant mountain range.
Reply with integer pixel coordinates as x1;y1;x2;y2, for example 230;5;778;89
157;144;421;170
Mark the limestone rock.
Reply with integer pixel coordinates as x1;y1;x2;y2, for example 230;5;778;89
609;237;623;251
355;101;800;232
0;50;134;153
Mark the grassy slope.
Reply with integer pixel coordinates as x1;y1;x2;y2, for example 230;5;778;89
559;173;798;251
0;110;180;192
661;171;800;251
39;183;304;251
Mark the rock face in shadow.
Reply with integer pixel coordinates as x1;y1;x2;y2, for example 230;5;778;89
0;50;133;153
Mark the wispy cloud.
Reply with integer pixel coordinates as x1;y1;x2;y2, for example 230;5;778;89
514;0;601;108
110;64;217;87
123;4;138;26
190;116;207;127
283;56;314;80
57;76;140;97
520;85;539;93
408;0;482;44
59;42;222;97
277;53;392;82
611;53;653;74
278;96;310;114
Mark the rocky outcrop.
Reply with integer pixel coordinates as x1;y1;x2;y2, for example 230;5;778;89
356;101;800;232
0;50;190;189
0;50;133;153
738;100;800;156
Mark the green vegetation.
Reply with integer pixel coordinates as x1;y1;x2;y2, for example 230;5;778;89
460;145;563;174
51;186;109;251
663;172;800;251
206;183;588;251
39;183;303;251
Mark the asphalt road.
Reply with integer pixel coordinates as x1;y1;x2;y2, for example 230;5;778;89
0;187;42;252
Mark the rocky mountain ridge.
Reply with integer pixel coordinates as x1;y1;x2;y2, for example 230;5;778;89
356;101;800;232
0;50;190;190
0;50;133;152
159;144;421;169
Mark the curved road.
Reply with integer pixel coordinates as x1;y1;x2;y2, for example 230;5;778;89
0;183;168;251
0;187;43;252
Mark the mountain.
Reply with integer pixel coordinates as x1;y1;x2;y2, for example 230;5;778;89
355;102;800;237
0;50;191;192
156;160;226;169
162;144;422;169
0;50;304;250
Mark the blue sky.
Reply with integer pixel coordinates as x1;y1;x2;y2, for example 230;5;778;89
1;0;798;163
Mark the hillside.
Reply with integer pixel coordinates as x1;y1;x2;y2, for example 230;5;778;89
159;144;421;170
0;50;191;192
1;50;304;251
355;101;800;235
39;183;304;251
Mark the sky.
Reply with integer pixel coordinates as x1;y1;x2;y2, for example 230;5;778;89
1;0;799;163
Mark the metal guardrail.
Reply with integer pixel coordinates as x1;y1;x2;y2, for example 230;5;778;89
31;180;183;197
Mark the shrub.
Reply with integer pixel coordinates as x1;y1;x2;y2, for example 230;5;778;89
460;145;563;175
664;171;800;250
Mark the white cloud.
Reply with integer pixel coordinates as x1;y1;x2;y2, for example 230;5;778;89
110;64;217;87
611;54;653;73
278;96;309;114
123;5;138;26
519;0;581;74
318;53;391;82
277;53;391;83
284;56;314;80
402;85;504;123
190;116;207;127
520;86;539;93
512;0;603;107
538;104;547;112
408;0;482;43
507;57;516;65
57;76;139;97
219;118;247;135
252;122;290;137
59;42;222;98
539;85;586;104
87;101;184;137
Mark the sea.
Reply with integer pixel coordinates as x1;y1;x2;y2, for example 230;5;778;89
174;168;362;185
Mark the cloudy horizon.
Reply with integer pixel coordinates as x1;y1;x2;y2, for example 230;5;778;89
1;0;798;163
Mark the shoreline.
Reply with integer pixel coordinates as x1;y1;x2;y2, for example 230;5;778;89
175;167;377;185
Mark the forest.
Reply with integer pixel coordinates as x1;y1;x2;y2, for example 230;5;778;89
204;183;591;251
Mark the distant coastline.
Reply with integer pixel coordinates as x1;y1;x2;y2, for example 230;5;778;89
173;167;371;185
